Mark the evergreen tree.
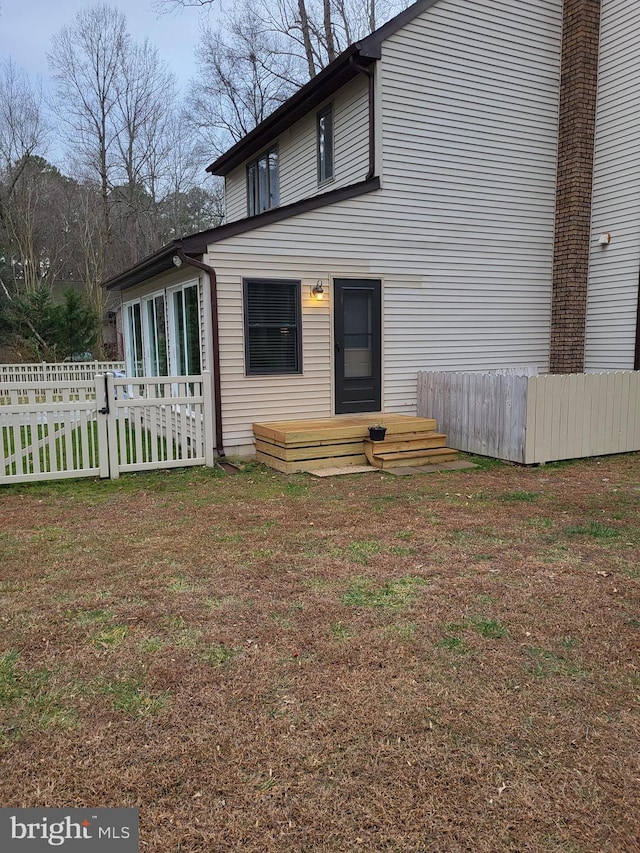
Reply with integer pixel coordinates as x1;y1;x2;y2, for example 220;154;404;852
51;289;98;359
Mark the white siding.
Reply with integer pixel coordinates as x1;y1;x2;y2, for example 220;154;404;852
224;164;246;223
117;0;561;456
585;0;640;370
204;0;563;454
379;0;561;411
223;76;370;223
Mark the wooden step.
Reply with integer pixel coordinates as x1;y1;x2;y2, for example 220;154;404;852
365;443;459;469
369;432;448;454
253;414;448;473
255;438;362;462
254;415;437;446
256;450;367;474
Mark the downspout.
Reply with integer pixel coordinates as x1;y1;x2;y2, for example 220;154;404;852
349;56;376;180
174;246;225;459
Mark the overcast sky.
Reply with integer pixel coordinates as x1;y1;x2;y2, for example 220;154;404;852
1;0;218;93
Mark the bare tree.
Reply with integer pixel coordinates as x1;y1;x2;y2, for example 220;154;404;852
48;3;199;353
187;8;305;155
111;40;177;264
0;60;50;218
155;0;411;76
49;4;129;278
0;61;51;302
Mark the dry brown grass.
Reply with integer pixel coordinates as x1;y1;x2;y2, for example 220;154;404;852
1;454;639;852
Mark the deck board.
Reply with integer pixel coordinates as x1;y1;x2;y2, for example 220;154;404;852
253;413;453;473
253;414;437;445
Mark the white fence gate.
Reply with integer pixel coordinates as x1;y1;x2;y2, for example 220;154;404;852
0;372;214;484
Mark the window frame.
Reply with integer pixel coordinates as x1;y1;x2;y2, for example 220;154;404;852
317;103;334;185
167;279;202;377
124;300;144;377
247;146;280;216
142;290;168;377
243;278;302;376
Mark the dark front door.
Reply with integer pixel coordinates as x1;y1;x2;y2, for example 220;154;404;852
334;278;381;414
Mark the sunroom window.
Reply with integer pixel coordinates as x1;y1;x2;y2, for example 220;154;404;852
123;281;201;378
146;294;168;376
247;147;279;216
170;283;201;376
125;302;143;377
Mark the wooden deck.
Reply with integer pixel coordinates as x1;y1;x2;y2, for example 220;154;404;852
253;414;458;473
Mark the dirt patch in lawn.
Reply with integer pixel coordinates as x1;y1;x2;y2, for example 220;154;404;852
0;455;638;852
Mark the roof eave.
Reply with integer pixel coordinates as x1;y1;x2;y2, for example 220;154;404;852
103;176;380;293
206;45;377;177
206;0;441;177
103;240;208;292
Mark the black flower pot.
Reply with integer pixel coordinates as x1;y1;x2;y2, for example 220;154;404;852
368;426;387;442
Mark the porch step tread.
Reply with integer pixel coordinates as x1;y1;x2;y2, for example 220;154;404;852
255;439;362;462
367;448;459;469
367;433;448;453
256;450;367;474
371;446;458;461
254;415;437;446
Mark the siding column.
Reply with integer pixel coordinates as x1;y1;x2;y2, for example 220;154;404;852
550;0;602;374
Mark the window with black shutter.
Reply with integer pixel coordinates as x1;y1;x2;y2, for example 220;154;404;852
243;279;302;375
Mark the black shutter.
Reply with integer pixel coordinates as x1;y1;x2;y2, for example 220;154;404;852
244;279;301;374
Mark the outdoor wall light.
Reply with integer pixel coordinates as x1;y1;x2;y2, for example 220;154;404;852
312;280;324;299
172;255;182;267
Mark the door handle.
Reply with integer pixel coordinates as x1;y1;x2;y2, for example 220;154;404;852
335;342;341;352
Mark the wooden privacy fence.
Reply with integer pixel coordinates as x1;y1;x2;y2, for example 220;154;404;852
0;361;124;383
417;370;640;464
0;372;214;483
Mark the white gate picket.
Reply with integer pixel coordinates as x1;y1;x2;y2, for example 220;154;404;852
0;378;103;483
106;374;213;479
1;370;214;484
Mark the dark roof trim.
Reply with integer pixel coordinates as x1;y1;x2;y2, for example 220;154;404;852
203;176;380;244
207;47;374;177
104;242;183;291
207;0;440;177
105;177;381;293
358;0;440;56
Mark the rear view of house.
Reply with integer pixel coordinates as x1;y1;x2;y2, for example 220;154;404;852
105;0;639;460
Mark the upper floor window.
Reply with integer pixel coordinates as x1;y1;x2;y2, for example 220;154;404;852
247;147;279;216
317;104;334;184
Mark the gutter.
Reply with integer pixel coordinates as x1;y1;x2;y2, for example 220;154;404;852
349;56;376;180
173;247;225;459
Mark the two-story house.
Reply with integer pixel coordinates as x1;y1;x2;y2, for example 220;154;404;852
104;0;640;459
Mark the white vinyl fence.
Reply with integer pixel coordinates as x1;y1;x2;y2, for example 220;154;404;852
0;361;124;383
0;371;214;483
418;370;640;464
107;373;214;477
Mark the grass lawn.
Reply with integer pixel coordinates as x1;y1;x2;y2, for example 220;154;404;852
0;454;638;852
